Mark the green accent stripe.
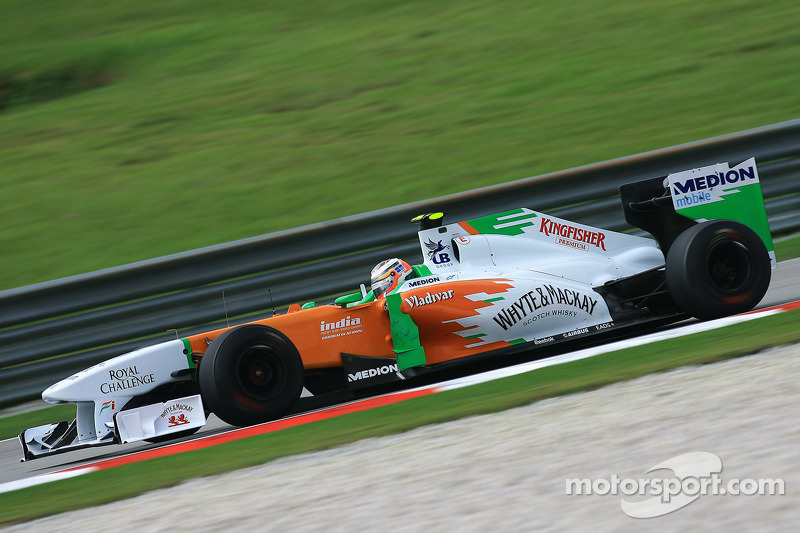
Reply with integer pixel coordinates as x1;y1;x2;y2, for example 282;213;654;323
386;293;427;370
509;338;526;345
464;333;486;340
483;297;505;303
467;208;538;236
180;338;196;369
412;264;433;277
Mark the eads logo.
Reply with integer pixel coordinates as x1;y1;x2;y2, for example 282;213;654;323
424;239;451;265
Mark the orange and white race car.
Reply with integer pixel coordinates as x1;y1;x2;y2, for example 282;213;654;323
20;158;775;460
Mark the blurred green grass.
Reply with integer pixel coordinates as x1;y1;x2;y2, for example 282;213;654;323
0;403;73;439
1;0;799;290
776;233;800;261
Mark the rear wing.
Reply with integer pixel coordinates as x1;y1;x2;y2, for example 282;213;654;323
620;157;776;268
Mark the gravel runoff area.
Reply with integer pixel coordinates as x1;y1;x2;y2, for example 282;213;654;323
5;345;798;532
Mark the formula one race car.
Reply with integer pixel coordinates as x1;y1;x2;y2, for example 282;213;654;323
20;158;775;460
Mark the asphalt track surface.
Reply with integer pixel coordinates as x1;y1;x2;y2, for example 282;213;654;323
1;258;798;487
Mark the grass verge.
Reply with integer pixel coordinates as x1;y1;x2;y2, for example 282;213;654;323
1;308;799;526
0;405;74;441
2;0;800;290
775;233;800;262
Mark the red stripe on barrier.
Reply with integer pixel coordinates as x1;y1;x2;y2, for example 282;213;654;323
63;387;438;472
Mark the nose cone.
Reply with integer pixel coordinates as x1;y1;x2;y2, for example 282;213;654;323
41;363;104;403
40;339;190;404
42;377;74;403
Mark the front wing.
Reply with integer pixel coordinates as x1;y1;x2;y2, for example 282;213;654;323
19;395;206;461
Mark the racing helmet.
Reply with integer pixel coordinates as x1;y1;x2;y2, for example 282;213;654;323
371;258;411;298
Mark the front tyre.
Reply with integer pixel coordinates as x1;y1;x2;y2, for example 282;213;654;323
198;325;304;427
665;220;771;320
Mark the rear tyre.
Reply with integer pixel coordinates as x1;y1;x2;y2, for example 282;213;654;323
665;220;771;320
198;324;304;427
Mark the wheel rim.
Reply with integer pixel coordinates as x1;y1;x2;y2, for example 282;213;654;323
706;239;752;293
235;344;288;402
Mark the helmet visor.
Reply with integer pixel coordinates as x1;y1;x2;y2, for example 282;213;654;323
372;271;394;297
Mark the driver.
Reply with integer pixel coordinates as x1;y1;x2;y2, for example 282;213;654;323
370;258;412;298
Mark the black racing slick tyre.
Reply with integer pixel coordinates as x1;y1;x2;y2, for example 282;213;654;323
198;324;304;427
665;220;771;320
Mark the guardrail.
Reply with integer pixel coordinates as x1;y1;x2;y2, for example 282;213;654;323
2;119;799;406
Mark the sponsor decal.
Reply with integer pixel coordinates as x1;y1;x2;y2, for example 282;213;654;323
674;190;712;208
320;316;363;340
160;403;195;427
168;414;190;427
527;322;613;345
668;160;760;210
520;309;593;327
552;309;578;318
455;236;471;245
100;365;155;394
522;310;552;326
320;316;361;331
424;239;452;265
562;327;589;338
539;217;606;251
556;237;587;251
493;284;598;331
348;363;399;383
407;277;440;288
341;354;402;388
160;403;195;418
671;164;756;196
403;290;455;308
99;400;115;413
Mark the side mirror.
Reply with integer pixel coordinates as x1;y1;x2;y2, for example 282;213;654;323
334;292;363;307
